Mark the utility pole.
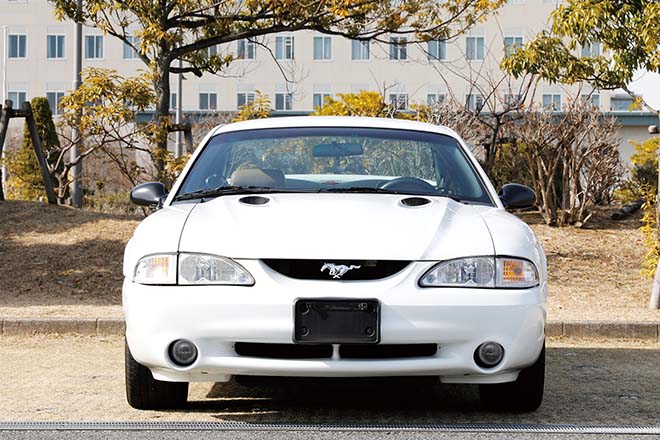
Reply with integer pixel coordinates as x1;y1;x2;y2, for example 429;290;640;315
650;122;660;309
1;25;8;197
174;58;184;158
69;0;83;208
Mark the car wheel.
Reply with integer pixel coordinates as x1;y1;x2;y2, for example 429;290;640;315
125;338;188;410
479;341;545;412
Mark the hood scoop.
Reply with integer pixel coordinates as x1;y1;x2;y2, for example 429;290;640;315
239;195;270;206
400;197;431;207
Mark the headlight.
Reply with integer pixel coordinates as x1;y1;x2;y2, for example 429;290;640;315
134;254;177;285
178;253;255;286
419;257;538;289
420;257;495;288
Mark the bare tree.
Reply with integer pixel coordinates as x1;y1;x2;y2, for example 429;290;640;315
509;99;622;226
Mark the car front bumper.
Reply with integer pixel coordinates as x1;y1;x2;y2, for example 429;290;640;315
123;260;546;384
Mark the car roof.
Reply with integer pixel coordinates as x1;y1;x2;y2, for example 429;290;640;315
211;116;461;139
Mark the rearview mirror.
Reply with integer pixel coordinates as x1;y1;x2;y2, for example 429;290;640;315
312;142;363;157
499;183;535;209
130;182;167;207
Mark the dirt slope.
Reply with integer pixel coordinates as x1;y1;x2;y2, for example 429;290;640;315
0;200;658;321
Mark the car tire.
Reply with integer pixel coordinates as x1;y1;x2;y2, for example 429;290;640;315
479;341;545;412
125;338;189;410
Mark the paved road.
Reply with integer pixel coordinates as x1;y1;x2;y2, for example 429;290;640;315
0;336;658;438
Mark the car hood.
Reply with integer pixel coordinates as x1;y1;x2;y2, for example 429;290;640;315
177;193;495;261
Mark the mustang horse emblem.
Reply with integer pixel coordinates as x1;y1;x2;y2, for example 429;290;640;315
321;263;361;279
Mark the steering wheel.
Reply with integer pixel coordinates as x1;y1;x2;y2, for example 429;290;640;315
205;174;228;188
380;177;437;193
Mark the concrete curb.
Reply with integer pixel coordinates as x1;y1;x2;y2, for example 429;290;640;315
0;318;659;341
1;318;125;337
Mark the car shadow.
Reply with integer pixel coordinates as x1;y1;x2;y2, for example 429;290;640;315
174;347;660;426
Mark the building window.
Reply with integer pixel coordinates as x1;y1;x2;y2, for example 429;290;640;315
237;39;255;60
8;34;27;59
207;45;218;58
313;36;332;60
46;91;65;115
123;35;140;59
542;93;561;110
389;93;409;110
503;36;523;56
465;36;485;60
610;96;635;111
199;92;217;110
389;37;408;60
503;94;522;107
170;92;177;110
581;94;600;108
351;40;369;60
313;93;332;109
275;36;294;60
581;42;601;58
8;91;27;107
46;35;65;59
427;40;446;61
275;93;293;111
427;93;446;106
85;35;103;59
237;92;256;108
465;94;484;111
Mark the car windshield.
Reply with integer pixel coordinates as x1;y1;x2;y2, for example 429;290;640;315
175;127;492;204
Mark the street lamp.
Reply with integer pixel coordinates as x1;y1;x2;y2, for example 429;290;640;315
69;0;83;208
650;122;660;309
1;25;7;195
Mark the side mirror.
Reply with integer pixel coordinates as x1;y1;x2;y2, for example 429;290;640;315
130;182;167;207
498;183;536;209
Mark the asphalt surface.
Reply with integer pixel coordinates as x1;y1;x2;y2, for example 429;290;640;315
0;336;658;438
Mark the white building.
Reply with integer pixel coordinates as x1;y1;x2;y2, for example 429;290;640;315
0;0;656;163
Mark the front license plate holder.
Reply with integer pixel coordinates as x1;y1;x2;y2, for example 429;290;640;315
294;299;380;344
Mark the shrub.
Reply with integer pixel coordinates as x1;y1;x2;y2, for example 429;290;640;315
615;137;659;204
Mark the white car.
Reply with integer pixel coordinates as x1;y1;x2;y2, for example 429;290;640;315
124;116;547;411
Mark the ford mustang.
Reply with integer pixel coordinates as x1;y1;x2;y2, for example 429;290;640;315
124;116;547;411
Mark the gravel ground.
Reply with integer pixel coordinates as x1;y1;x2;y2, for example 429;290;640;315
0;336;658;425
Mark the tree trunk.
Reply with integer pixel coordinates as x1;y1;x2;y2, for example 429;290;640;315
153;53;171;177
484;118;501;178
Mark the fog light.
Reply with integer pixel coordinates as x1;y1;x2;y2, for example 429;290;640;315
169;339;198;366
475;342;504;368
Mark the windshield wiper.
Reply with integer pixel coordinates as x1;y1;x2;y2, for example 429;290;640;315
318;187;401;194
318;187;463;202
174;186;305;201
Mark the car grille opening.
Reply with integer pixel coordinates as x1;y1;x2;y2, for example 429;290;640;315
262;259;411;280
339;344;438;359
234;342;333;359
234;343;438;360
